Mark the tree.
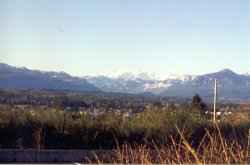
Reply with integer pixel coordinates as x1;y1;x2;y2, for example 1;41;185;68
191;94;207;113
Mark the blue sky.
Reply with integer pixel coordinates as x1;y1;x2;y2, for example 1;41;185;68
0;0;249;77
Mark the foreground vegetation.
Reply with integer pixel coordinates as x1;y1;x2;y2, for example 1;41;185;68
0;107;249;146
93;126;250;164
0;90;249;163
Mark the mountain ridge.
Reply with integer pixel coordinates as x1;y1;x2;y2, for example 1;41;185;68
0;63;100;92
1;63;250;101
86;68;250;101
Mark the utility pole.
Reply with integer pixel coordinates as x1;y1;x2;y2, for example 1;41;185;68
213;79;217;122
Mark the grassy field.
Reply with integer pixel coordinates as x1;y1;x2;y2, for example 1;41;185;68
0;90;249;163
0;107;249;163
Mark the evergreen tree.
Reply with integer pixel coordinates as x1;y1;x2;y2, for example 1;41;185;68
191;94;207;113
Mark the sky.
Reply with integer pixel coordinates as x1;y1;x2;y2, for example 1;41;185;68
0;0;249;77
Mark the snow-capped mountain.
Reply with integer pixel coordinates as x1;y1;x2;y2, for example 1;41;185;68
85;69;250;101
85;72;196;94
1;63;250;101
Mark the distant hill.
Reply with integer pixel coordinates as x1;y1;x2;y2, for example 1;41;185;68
86;69;250;101
0;63;99;92
160;69;250;101
1;63;250;101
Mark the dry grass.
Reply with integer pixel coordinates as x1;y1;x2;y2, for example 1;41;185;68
222;112;250;124
90;125;250;164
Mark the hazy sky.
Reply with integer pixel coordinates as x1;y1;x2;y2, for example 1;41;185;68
0;0;249;77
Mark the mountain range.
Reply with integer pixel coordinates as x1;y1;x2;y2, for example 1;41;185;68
0;63;99;92
1;63;250;101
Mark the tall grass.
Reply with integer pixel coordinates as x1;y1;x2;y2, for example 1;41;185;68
0;107;249;163
91;125;250;164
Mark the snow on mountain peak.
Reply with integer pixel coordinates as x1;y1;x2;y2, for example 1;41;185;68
101;71;160;81
92;71;196;82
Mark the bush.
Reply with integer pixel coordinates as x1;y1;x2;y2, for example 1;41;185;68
0;107;249;150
